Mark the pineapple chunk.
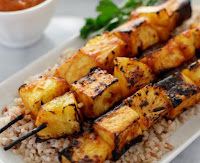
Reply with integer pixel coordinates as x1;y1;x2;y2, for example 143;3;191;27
93;103;142;161
114;57;155;98
125;84;172;130
112;17;159;57
140;29;199;75
141;39;185;74
35;92;82;140
59;132;111;163
54;50;98;84
156;72;200;120
182;60;200;87
173;29;200;60
141;29;200;75
19;77;69;118
70;68;122;118
81;32;127;73
131;8;176;41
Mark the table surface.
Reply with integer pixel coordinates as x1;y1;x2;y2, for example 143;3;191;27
0;0;200;163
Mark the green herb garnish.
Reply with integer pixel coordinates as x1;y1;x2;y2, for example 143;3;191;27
80;0;159;39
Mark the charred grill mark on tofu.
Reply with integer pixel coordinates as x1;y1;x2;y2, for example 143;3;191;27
175;0;192;25
168;94;183;108
111;135;143;161
157;72;199;108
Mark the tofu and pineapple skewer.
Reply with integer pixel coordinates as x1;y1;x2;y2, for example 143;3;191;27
114;23;200;98
0;1;195;149
60;60;200;162
0;77;69;134
3;21;200;150
54;0;191;85
4;91;83;150
67;23;200;119
4;0;187;132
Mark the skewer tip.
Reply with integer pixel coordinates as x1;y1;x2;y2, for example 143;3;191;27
4;123;47;151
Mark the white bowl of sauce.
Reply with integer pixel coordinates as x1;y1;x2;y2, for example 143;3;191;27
0;0;58;48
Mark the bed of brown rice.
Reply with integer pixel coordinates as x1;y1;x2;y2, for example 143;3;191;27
0;8;200;163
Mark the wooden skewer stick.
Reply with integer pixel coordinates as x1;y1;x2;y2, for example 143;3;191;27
0;114;24;134
4;123;47;151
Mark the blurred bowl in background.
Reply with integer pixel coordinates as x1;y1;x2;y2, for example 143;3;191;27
0;0;58;48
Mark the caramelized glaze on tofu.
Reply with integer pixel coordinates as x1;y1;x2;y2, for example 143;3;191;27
157;72;200;120
54;50;98;85
141;29;200;74
182;60;200;88
94;103;142;161
114;57;155;98
59;132;111;163
81;32;127;73
35;92;82;140
133;0;191;27
70;68;122;118
125;84;172;130
112;17;159;57
19;77;69;118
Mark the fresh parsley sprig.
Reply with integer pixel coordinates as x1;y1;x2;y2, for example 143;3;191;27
80;0;159;39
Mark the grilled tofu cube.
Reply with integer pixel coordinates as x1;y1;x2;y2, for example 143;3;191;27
133;0;191;26
54;50;98;84
93;103;142;161
157;72;200;120
112;17;159;57
70;68;122;118
182;60;200;87
81;32;127;73
125;84;172;130
162;0;191;24
19;77;69;118
35;92;82;140
59;132;111;163
114;57;155;98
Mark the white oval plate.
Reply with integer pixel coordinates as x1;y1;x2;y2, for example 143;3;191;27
0;1;200;162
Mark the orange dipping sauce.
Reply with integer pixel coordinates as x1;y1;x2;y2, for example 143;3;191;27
0;0;46;11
